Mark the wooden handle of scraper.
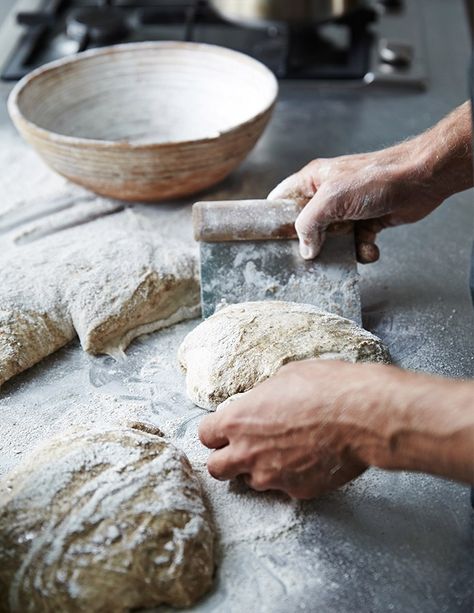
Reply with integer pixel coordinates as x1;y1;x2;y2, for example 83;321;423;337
193;199;352;242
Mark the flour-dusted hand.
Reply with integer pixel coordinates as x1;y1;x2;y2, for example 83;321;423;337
268;102;473;261
199;360;474;500
268;149;439;262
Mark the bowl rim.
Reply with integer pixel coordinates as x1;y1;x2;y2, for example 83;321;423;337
7;40;279;150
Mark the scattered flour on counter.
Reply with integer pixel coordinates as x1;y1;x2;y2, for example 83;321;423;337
0;127;68;218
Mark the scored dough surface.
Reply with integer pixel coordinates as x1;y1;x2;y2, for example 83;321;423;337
0;423;215;612
178;301;390;410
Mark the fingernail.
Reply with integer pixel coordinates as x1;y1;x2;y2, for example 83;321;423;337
299;242;315;259
357;242;380;264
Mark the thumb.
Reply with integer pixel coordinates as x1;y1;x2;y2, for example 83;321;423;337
294;190;335;259
267;160;321;203
267;172;308;203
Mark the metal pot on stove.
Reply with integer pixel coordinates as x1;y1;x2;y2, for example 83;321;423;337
208;0;369;27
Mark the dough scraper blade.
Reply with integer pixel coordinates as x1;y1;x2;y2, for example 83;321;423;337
193;199;361;324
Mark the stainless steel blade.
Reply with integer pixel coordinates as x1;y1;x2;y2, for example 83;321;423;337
199;233;361;323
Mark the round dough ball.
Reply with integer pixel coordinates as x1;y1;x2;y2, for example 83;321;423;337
0;424;215;612
178;301;390;409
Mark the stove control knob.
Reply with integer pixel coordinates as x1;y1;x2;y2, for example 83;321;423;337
379;39;413;67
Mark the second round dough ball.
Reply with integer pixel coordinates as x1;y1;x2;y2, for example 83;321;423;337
178;301;390;409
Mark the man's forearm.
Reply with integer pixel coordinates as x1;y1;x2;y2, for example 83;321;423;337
412;101;473;200
351;367;474;484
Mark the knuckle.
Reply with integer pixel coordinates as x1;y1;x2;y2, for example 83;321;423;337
235;445;258;468
220;415;240;435
306;158;321;172
269;174;298;199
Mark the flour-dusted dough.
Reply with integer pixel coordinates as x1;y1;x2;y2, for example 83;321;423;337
0;309;74;388
178;301;390;409
0;423;215;612
0;213;200;386
67;233;199;356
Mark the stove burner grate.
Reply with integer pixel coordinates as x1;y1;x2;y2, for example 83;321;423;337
2;0;379;82
67;7;130;48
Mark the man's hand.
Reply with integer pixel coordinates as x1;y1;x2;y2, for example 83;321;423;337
268;102;473;261
198;360;474;499
268;148;442;262
199;360;381;499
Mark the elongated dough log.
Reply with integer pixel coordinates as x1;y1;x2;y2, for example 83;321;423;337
0;217;199;386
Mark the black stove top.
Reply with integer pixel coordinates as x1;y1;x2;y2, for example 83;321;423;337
1;0;420;85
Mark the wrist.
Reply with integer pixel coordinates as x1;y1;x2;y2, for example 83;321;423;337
408;132;455;201
388;135;448;204
402;102;473;201
368;139;446;211
345;364;409;468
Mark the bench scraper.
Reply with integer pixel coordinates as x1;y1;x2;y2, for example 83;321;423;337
193;199;361;324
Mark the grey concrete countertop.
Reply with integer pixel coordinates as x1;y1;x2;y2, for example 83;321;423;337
0;0;473;611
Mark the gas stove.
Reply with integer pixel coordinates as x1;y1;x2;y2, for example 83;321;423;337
0;0;427;87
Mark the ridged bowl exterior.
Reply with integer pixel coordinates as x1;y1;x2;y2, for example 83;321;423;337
8;42;278;202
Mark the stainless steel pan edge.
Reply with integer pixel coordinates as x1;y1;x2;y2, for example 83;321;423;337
208;0;368;27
